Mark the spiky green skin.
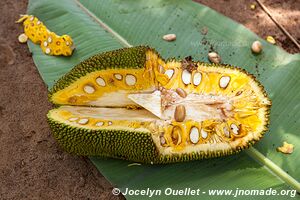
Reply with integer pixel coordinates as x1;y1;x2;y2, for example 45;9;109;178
47;115;160;164
48;114;258;164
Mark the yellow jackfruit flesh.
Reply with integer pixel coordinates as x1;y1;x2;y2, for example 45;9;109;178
17;15;74;56
48;46;271;164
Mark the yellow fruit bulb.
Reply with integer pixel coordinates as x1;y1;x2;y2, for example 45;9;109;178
17;14;75;56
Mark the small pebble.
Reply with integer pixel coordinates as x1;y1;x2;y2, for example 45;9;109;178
250;4;256;10
18;33;28;43
251;41;263;54
163;34;176;42
208;52;221;64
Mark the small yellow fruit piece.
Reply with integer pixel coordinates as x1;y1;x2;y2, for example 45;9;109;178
18;33;28;43
266;36;276;44
17;15;74;56
163;34;176;42
250;4;256;10
277;141;294;154
251;41;263;54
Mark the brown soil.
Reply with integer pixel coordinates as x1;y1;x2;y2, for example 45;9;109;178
195;0;300;54
0;0;298;199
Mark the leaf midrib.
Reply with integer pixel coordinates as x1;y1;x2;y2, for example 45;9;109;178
74;0;300;192
74;0;132;48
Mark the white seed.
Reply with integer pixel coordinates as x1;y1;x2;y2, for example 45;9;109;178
83;85;95;94
223;102;233;111
158;65;165;73
108;121;112;125
219;76;230;88
43;41;48;47
37;21;41;25
29;16;34;21
163;34;176;41
230;124;239;135
190;127;200;144
201;129;208;139
125;74;136;86
146;55;150;61
181;69;191;85
193;72;202;86
48;37;52;43
96;77;106;86
69;117;78;122
18;33;28;43
114;74;123;80
208;52;221;63
45;48;51;54
160;136;166;145
223;126;230;137
78;118;89;125
95;122;104;126
164;69;174;79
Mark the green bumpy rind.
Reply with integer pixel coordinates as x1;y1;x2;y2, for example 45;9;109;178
48;114;252;164
47;114;160;164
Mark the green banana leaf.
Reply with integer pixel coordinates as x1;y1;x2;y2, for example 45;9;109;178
26;0;300;199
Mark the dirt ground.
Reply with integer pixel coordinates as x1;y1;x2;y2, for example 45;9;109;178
0;0;299;200
196;0;300;54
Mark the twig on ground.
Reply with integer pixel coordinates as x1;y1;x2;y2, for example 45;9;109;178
256;0;300;50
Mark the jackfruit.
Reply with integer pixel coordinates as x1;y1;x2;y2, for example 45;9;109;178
17;15;75;56
47;46;271;164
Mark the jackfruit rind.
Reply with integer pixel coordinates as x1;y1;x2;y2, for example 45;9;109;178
47;46;271;164
47;115;159;163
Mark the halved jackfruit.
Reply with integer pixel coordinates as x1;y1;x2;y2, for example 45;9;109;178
47;46;271;164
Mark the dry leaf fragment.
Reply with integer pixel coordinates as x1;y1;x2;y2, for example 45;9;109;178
277;141;294;154
266;36;276;44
